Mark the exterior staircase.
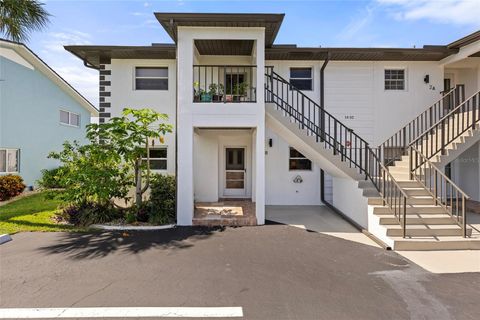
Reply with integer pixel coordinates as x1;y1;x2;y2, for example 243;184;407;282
265;67;480;250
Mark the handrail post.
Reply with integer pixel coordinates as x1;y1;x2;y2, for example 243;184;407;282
441;118;446;155
402;196;407;238
463;196;467;238
409;147;413;180
364;145;369;180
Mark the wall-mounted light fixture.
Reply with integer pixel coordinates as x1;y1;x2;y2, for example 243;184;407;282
424;75;430;84
268;138;273;148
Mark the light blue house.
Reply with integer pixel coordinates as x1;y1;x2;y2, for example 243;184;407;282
0;39;98;188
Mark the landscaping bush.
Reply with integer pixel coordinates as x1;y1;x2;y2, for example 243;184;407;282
0;175;26;201
58;202;122;227
37;167;67;189
148;174;176;224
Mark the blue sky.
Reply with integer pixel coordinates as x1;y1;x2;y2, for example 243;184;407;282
17;0;480;106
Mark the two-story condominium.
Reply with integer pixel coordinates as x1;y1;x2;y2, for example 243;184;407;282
67;13;480;250
0;39;98;188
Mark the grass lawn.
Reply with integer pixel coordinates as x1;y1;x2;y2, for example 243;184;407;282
0;192;81;234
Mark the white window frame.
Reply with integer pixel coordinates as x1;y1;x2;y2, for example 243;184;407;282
0;148;20;174
134;66;169;91
289;67;314;91
288;147;312;171
384;68;407;91
60;110;81;128
143;147;168;172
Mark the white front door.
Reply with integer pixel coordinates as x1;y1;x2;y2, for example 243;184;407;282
224;147;246;197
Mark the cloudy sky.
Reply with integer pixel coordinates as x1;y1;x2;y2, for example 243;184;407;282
15;0;480;107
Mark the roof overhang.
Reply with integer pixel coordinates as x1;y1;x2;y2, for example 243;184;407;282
448;30;480;49
1;39;98;116
64;44;177;69
154;12;284;47
266;45;458;61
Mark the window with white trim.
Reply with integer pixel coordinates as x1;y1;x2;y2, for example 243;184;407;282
289;147;312;171
385;69;405;90
60;110;80;127
143;147;167;170
0;149;20;173
135;67;168;90
289;67;313;91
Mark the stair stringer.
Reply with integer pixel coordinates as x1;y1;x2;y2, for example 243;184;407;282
266;103;364;180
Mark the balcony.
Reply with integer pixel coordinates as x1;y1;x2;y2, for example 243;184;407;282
193;65;257;103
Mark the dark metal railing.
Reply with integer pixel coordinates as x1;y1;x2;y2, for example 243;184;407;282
378;85;465;166
409;145;469;237
265;66;409;237
193;65;257;103
410;89;480;161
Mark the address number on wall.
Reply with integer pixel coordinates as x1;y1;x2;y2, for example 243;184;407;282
344;115;355;120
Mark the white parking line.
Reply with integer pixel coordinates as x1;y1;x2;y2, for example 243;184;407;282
0;307;244;318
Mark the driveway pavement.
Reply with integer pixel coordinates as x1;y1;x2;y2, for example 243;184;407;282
1;225;479;319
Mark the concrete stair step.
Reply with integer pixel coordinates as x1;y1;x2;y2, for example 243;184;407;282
404;189;431;196
396;180;423;188
378;214;456;225
373;206;446;214
386;224;470;237
391;236;480;251
368;196;436;205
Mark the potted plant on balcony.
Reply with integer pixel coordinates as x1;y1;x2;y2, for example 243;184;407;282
193;81;201;102
200;88;212;102
233;82;249;102
217;83;225;102
209;83;220;102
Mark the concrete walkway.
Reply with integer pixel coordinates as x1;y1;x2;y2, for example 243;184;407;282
266;205;379;248
266;205;480;274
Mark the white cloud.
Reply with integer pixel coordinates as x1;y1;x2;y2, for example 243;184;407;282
38;31;98;106
338;5;376;41
377;0;480;27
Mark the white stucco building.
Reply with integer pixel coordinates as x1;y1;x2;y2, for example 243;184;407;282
67;13;480;250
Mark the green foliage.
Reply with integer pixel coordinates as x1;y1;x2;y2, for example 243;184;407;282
0;175;26;201
87;108;173;206
48;141;132;206
148;174;176;224
0;0;50;42
37;167;66;189
58;202;121;227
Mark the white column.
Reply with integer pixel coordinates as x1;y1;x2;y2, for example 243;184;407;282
255;33;266;225
176;29;195;225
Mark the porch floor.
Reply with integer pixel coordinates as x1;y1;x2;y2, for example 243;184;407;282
193;199;257;226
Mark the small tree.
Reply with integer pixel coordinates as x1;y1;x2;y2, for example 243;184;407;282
88;108;173;205
48;141;132;206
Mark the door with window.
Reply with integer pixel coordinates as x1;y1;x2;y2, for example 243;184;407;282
224;147;246;197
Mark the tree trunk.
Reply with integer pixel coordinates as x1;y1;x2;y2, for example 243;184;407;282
135;160;142;206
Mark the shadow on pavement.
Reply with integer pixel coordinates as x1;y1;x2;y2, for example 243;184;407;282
37;226;225;260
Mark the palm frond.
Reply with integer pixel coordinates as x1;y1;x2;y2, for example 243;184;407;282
0;0;50;42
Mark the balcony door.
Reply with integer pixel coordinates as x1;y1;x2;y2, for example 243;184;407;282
224;147;246;197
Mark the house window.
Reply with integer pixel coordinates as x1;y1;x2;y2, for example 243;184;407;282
0;149;20;173
289;147;312;171
60;110;80;127
143;147;167;170
385;69;405;90
289;67;313;91
135;67;168;90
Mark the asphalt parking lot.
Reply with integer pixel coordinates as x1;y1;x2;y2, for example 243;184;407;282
1;224;479;319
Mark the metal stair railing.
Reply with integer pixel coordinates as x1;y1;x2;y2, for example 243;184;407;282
409;145;470;237
265;66;410;237
378;85;465;166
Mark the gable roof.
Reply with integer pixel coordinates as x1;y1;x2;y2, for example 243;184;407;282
447;30;480;49
0;38;98;116
154;12;285;47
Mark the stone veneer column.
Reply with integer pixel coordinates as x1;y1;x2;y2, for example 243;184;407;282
98;57;112;123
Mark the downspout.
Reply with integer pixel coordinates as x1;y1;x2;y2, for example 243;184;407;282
320;52;330;205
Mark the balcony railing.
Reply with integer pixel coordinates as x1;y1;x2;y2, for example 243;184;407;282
193;65;257;103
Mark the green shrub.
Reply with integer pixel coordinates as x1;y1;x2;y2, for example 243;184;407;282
58;202;122;227
148;174;176;224
37;167;67;189
0;175;26;201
